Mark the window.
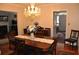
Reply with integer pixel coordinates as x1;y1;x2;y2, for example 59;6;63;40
56;15;59;26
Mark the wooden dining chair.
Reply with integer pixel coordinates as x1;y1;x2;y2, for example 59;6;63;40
8;31;16;50
38;37;57;55
47;37;57;54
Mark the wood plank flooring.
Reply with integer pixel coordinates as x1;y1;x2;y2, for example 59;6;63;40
0;42;78;55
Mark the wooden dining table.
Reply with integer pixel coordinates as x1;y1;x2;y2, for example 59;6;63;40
14;35;54;51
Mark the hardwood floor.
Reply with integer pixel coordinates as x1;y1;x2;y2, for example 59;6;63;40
56;43;78;55
0;42;78;55
0;43;14;55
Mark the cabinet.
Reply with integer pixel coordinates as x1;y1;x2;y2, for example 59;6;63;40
24;27;51;37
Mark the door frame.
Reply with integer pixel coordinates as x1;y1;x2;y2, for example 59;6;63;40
53;11;67;37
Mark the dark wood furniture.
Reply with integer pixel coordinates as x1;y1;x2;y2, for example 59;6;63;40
39;37;57;55
44;28;51;36
8;31;17;50
14;35;55;55
64;30;79;49
24;27;51;38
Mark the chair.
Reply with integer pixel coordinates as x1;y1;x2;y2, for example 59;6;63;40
8;31;16;50
64;30;79;49
46;37;57;54
44;28;51;36
38;37;57;55
14;39;26;55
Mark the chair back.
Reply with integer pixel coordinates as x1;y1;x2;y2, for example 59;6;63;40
48;37;57;54
70;30;79;40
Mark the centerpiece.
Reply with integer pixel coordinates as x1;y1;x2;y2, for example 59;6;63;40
27;23;37;39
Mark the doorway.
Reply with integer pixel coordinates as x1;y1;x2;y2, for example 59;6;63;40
0;11;18;38
53;11;67;43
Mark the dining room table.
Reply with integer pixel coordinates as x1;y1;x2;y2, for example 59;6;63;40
14;35;55;54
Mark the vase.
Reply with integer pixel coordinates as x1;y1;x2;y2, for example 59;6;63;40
30;33;35;39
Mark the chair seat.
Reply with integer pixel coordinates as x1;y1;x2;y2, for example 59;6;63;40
65;39;77;43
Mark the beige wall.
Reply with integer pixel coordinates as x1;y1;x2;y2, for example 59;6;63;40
0;3;27;34
0;3;79;38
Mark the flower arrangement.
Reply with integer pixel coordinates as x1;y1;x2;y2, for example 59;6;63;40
27;22;39;34
27;25;37;34
26;25;38;39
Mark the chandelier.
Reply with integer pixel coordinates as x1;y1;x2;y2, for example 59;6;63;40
24;3;40;17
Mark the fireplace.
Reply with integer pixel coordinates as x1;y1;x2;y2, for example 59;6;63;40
0;25;7;38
